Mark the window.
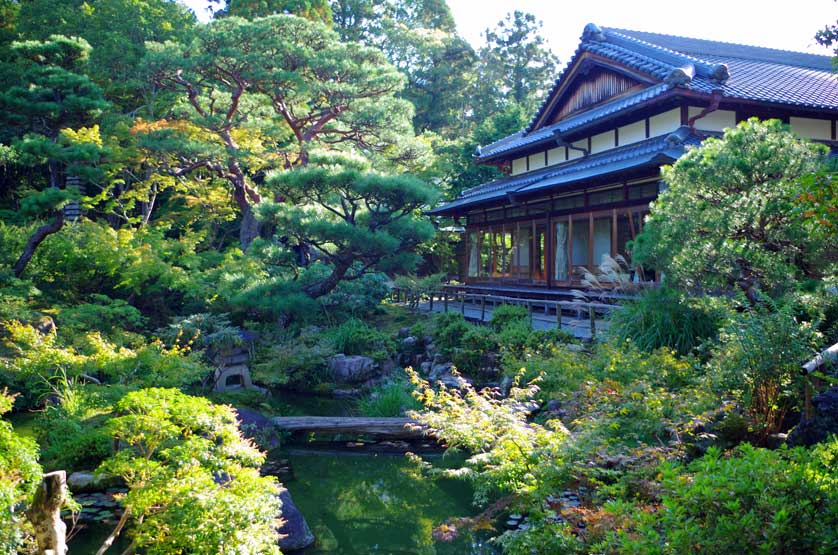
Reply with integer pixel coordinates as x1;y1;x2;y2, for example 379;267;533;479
466;212;485;225
486;209;505;222
467;232;479;277
589;187;624;206
533;223;547;281
616;214;635;259
554;220;569;281
500;230;513;275
527;201;550;216
593;217;612;265
554;194;585;212
628;181;659;200
480;231;492;277
571;216;589;268
515;225;532;279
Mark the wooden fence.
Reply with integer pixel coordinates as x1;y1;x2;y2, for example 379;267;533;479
390;285;622;339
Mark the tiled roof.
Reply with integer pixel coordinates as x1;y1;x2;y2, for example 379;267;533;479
477;83;670;160
608;28;838;110
428;127;701;215
476;24;837;162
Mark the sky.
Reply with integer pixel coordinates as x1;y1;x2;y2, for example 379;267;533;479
180;0;837;62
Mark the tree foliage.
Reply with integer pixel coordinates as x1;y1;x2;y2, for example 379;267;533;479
634;119;829;301
99;388;282;555
258;155;437;299
139;13;421;247
15;0;196;108
0;392;42;555
474;11;559;119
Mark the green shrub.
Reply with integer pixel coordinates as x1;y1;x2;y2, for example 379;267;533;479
497;520;583;555
35;379;118;472
498;323;575;363
610;441;838;555
57;294;146;337
324;318;394;360
158;312;243;351
608;286;727;356
1;321;210;405
357;378;421;417
453;325;499;374
709;305;819;439
251;341;332;388
321;272;390;318
489;304;529;332
431;312;472;356
0;391;42;555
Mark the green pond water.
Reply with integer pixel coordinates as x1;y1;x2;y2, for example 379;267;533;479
282;450;498;555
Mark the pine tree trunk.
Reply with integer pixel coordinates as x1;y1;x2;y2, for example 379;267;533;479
302;259;352;299
239;203;260;250
14;212;64;277
27;471;68;555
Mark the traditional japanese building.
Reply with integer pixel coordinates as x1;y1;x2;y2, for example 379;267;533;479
430;24;838;292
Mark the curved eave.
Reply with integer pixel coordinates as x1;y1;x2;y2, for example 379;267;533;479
429;131;697;217
476;84;675;164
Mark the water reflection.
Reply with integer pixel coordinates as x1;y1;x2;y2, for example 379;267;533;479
283;451;499;555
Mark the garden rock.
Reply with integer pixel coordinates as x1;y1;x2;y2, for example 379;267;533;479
328;355;377;384
500;375;513;396
788;386;838;447
67;471;98;493
277;488;315;551
429;362;454;381
235;408;280;448
419;361;432;375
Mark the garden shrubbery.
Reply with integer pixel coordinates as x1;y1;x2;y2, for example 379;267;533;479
608;286;727;356
605;441;838;555
431;306;576;374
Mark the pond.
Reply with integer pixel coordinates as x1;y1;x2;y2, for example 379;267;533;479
282;449;498;555
13;391;499;554
274;389;499;554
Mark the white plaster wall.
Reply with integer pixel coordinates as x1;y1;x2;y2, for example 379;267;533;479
649;108;681;136
688;107;736;132
790;117;832;140
568;139;587;160
618;120;646;146
590;130;615;154
511;157;527;175
528;152;546;170
547;146;567;165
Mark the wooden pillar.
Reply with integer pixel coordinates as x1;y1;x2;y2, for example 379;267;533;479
429;291;434;312
611;208;618;259
461;293;466;315
481;296;486;321
444;293;448;313
567;218;574;283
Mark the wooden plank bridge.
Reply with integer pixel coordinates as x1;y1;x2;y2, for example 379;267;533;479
272;416;426;438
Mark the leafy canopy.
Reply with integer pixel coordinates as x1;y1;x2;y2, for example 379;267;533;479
0;392;42;555
100;388;282;555
634;118;829;301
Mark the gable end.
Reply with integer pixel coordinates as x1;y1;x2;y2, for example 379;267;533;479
550;66;646;124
